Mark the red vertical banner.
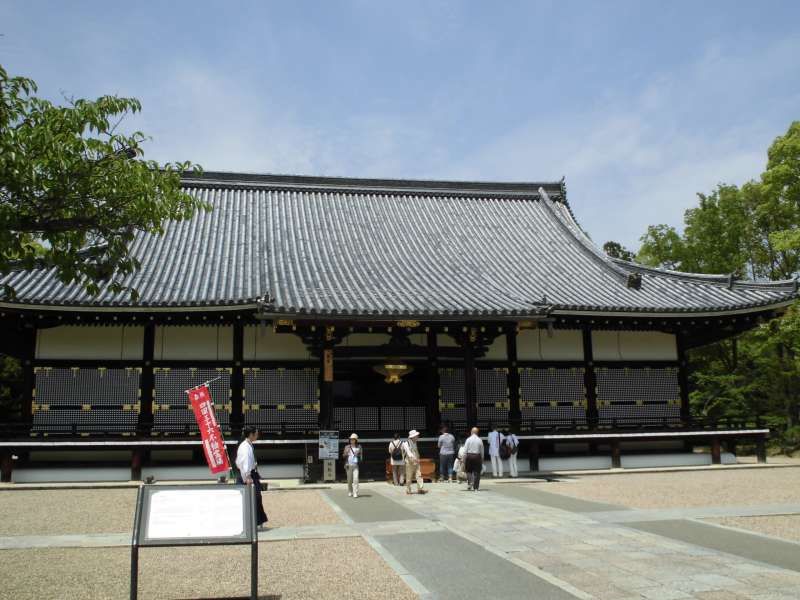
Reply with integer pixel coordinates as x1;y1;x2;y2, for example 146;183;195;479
186;384;230;475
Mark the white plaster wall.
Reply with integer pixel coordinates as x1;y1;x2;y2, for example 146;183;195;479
516;328;583;361
36;326;144;360
342;333;392;346
593;331;677;361
541;329;583;360
478;335;507;361
516;329;541;360
243;326;310;360
155;326;233;360
437;334;459;347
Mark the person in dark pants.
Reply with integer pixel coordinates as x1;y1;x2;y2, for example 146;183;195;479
235;426;268;527
463;427;484;491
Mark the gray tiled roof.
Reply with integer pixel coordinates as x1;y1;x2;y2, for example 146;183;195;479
1;172;797;317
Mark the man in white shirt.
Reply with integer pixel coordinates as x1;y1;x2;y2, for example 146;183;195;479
504;428;520;477
401;429;427;495
463;427;484;491
488;424;505;477
236;426;268;527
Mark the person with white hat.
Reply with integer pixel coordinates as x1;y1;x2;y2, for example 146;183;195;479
401;429;427;495
342;433;362;498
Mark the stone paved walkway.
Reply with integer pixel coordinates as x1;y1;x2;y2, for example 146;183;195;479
364;481;800;599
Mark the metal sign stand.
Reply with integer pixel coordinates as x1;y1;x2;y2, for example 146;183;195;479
130;484;259;600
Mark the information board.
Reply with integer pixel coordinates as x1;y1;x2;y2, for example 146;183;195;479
318;430;339;460
130;484;258;600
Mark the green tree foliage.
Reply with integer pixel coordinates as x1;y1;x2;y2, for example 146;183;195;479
0;65;207;300
636;121;800;453
602;240;635;261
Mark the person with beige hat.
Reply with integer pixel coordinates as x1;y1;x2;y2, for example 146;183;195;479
342;433;362;498
401;429;427;495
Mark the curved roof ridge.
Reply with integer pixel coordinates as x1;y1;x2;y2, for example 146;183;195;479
611;258;799;290
182;170;565;198
538;186;633;286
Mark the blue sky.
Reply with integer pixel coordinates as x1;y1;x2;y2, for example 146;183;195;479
2;1;799;249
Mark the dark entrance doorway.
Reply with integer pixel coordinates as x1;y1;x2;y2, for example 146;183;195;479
332;361;430;434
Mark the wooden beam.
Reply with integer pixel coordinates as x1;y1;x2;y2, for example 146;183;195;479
21;327;36;425
463;332;477;428
582;328;598;429
506;328;521;433
138;323;155;434
230;322;244;437
426;330;440;433
676;330;691;425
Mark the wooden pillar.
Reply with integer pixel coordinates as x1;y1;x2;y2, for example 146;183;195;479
676;331;691;425
610;440;621;469
131;449;143;481
230;322;244;437
529;441;540;472
463;332;477;428
756;436;767;464
582;328;599;429
138;323;155;434
426;330;440;433
0;451;13;483
318;326;335;430
711;437;721;464
21;327;36;425
506;328;521;433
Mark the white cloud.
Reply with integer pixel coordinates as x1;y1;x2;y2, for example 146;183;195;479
442;34;800;249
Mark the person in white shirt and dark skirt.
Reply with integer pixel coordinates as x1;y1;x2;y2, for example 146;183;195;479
235;426;268;528
463;427;484;491
343;433;362;498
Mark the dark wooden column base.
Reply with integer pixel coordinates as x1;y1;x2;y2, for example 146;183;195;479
611;441;621;469
711;437;722;464
1;451;13;483
529;441;540;472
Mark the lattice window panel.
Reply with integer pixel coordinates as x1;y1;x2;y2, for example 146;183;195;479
405;406;425;431
355;406;379;430
439;368;466;429
381;406;405;432
31;409;139;434
32;368;141;434
476;368;509;428
152;368;231;433
34;367;139;407
596;367;681;426
333;407;353;431
520;367;587;427
243;368;319;432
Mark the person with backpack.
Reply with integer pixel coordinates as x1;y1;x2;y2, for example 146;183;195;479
342;433;362;498
503;428;520;477
401;429;427;495
488;423;505;477
388;432;405;486
437;425;456;482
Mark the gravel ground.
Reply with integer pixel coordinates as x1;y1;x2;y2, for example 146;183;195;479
0;489;340;536
705;515;800;543
0;488;138;536
541;466;800;509
0;539;416;600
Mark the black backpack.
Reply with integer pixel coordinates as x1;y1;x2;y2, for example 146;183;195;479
499;435;511;460
390;441;403;461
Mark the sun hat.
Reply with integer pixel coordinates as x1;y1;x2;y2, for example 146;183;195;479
349;433;359;440
408;429;420;438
